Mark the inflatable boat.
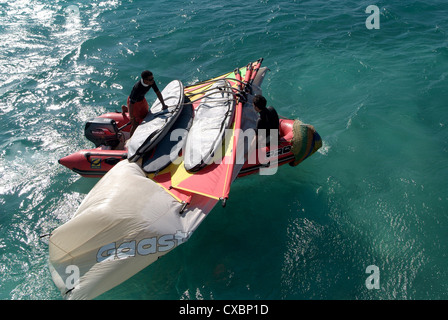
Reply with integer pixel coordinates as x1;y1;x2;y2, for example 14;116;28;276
59;64;321;179
49;59;322;300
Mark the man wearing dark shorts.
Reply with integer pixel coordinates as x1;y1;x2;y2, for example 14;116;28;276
125;70;167;136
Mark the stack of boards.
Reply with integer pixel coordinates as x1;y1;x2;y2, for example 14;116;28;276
127;79;236;174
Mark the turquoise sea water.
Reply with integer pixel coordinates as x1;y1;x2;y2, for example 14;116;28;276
1;0;447;300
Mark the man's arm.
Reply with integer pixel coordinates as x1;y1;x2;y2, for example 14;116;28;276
155;91;168;110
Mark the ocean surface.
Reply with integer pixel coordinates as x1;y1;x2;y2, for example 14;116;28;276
1;0;447;300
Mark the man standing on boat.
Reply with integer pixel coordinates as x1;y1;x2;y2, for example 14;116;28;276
123;70;168;136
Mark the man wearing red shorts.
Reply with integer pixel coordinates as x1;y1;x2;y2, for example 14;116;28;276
126;70;167;136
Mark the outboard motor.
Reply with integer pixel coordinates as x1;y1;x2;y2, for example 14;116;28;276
84;117;120;148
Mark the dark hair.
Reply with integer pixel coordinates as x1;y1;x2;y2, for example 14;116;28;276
253;95;267;110
141;70;153;80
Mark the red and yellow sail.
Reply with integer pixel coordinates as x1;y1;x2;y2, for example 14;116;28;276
148;59;264;206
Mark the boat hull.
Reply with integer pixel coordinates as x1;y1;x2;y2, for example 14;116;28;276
59;61;322;179
59;117;321;178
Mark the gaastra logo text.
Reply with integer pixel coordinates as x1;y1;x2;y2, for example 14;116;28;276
96;231;191;263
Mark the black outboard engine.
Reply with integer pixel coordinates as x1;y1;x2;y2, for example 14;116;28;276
84;117;120;148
